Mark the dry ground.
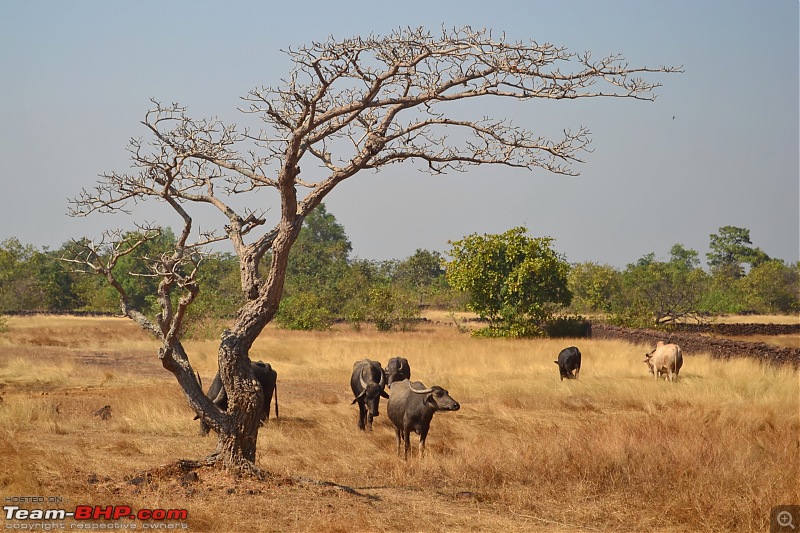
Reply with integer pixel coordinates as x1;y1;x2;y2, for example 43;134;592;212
0;315;798;532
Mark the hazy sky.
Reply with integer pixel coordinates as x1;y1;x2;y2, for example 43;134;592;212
1;1;797;268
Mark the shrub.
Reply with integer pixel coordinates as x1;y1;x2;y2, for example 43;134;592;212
275;292;334;330
365;285;419;332
544;315;592;338
472;319;545;339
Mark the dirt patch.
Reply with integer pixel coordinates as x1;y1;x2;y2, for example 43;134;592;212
73;349;163;375
675;322;800;336
86;460;528;533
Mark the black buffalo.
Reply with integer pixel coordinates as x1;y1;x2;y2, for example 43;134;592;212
387;379;460;459
554;346;582;380
384;357;411;387
198;360;278;435
350;359;389;431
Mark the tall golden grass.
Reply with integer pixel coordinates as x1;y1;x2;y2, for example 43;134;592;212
0;315;797;532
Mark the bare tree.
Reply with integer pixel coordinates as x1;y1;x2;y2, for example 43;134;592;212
67;27;679;474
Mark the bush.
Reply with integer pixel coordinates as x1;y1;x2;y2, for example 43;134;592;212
275;292;334;330
472;319;545;339
543;315;592;338
364;285;419;332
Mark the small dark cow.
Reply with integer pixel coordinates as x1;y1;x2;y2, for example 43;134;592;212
384;357;411;387
350;359;389;431
555;346;582;380
198;360;278;436
387;379;460;460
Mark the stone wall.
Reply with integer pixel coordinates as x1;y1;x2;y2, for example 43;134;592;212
591;323;800;367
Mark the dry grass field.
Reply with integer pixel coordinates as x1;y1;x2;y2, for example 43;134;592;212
712;315;800;325
0;315;798;532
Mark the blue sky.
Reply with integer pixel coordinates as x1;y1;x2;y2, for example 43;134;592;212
1;1;797;268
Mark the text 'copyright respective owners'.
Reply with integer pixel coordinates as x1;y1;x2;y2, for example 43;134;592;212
772;506;800;533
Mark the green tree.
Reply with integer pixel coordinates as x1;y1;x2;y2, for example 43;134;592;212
700;269;748;315
364;284;419;332
445;227;571;337
180;252;243;338
276;204;352;330
391;249;447;307
567;262;621;314
30;248;81;311
669;243;701;270
739;260;799;314
339;259;381;329
0;238;45;311
275;291;334;330
285;203;351;285
612;248;709;327
707;226;770;278
54;238;108;312
112;228;178;315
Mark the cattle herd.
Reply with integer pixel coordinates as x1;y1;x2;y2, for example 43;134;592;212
196;343;684;459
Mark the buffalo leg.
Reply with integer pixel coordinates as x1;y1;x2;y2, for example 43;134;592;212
419;427;430;458
357;401;367;430
403;428;412;460
395;428;402;456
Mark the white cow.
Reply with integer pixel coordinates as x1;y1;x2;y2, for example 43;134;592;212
643;341;683;382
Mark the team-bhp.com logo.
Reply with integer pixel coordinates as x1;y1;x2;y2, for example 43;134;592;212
4;504;188;529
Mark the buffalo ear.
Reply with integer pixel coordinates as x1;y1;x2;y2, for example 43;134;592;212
553;361;559;365
381;390;390;399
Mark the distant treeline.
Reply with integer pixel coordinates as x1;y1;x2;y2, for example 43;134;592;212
1;209;797;337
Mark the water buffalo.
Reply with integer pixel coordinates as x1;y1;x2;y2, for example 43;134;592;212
384;357;411;387
350;359;389;431
387;379;460;460
197;360;278;435
644;341;683;382
555;346;581;380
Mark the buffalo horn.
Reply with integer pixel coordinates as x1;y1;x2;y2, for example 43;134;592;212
212;388;226;407
352;389;366;404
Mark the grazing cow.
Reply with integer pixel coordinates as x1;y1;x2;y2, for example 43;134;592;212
643;341;683;382
350;360;389;431
384;357;411;387
387;379;460;460
197;360;278;435
554;346;582;380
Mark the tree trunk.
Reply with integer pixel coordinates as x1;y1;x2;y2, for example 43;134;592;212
211;331;265;473
214;427;260;474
